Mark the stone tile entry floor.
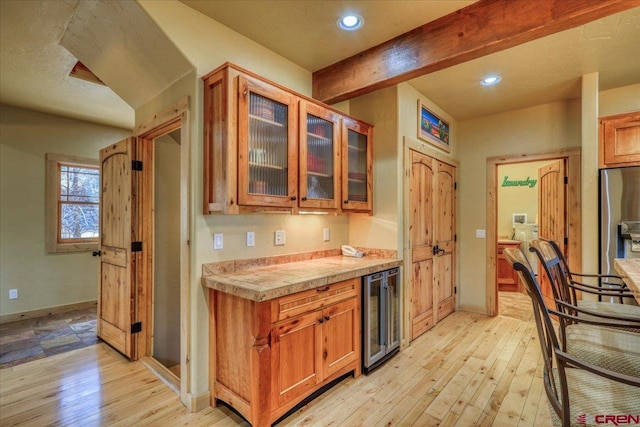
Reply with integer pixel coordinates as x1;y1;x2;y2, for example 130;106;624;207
0;305;99;369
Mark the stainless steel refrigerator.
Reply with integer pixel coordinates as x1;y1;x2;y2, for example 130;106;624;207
362;268;400;373
599;166;640;279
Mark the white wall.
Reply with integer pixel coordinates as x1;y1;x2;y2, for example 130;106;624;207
348;86;399;251
497;160;553;238
153;133;181;368
599;83;640;117
0;105;131;316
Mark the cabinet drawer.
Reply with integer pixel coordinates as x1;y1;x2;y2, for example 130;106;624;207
276;278;359;321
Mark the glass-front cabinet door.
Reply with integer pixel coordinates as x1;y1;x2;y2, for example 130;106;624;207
342;118;373;211
299;101;340;210
237;76;298;207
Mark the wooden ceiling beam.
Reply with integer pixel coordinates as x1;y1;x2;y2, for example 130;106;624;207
312;0;640;104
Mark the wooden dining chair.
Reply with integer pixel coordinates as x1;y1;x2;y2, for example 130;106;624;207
529;239;640;324
503;247;640;427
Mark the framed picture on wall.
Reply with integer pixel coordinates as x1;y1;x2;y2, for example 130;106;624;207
512;213;527;227
418;100;450;152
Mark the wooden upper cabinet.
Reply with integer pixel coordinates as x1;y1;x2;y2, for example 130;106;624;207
202;63;373;215
299;100;341;210
342;117;373;212
599;111;640;168
238;75;298;208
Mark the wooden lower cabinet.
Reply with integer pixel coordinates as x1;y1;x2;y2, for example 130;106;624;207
210;278;361;427
497;241;521;292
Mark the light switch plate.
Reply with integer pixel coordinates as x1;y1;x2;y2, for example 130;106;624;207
214;233;223;249
9;289;18;300
323;228;330;242
246;231;255;247
475;229;486;238
274;230;286;246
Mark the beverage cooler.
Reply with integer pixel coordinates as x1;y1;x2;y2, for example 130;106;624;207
363;268;400;373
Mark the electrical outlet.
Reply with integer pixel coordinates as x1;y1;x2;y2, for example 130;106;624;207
323;228;330;242
213;233;223;249
246;231;255;247
274;230;286;246
9;289;18;300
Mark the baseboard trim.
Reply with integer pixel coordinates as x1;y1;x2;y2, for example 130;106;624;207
141;357;180;394
188;391;211;412
0;300;97;324
457;304;487;315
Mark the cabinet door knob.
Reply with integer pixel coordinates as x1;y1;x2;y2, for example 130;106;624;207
318;318;324;324
92;251;101;257
291;196;297;201
344;200;349;204
324;315;330;322
301;197;307;201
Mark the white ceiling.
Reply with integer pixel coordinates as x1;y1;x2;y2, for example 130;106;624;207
179;0;475;73
0;0;131;129
0;1;638;129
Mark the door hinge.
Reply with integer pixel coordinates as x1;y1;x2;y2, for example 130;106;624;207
454;234;457;242
131;241;143;252
454;182;458;190
564;176;568;184
454;286;457;294
564;236;568;245
132;160;143;171
131;322;142;334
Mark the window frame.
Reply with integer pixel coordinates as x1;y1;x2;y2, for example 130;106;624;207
45;153;100;253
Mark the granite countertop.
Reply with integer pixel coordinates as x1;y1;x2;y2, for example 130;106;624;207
202;255;402;302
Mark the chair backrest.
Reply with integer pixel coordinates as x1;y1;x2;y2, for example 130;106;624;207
529;239;578;309
502;247;566;423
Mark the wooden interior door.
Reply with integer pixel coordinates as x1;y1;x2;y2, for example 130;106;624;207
434;160;456;322
537;159;566;309
98;137;139;359
410;151;435;340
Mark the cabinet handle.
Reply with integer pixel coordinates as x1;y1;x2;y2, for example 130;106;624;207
301;197;307;201
92;251;101;257
343;200;349;204
316;286;330;292
291;196;297;201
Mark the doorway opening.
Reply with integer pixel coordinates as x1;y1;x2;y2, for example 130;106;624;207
151;128;181;378
496;160;554;315
136;98;191;406
486;148;582;316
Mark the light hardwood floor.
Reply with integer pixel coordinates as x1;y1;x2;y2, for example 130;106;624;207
0;293;551;426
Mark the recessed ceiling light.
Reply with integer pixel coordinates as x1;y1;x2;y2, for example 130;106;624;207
481;75;502;86
338;14;364;31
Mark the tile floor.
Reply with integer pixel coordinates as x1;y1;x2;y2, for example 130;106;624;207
0;306;99;369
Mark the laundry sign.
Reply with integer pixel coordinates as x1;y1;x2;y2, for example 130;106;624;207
501;176;537;188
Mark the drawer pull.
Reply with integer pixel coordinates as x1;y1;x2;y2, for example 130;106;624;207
316;286;330;292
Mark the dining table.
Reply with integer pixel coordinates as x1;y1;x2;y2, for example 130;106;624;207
613;258;640;304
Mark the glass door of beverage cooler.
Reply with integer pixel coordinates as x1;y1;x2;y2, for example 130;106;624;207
238;76;297;208
299;101;340;209
342;118;372;212
386;268;401;352
364;272;386;367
